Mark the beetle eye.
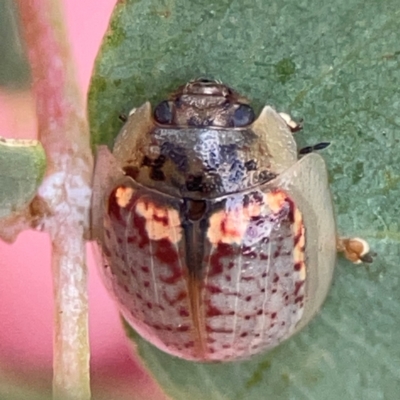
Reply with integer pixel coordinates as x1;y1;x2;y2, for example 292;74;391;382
154;100;173;124
232;104;255;127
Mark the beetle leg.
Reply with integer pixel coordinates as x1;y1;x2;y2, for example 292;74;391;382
119;108;137;123
337;237;374;264
279;112;303;133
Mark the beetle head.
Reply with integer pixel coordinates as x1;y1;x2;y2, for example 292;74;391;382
153;79;255;128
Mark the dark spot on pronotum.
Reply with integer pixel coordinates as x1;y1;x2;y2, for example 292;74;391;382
187;115;213;127
244;159;257;171
141;155;167;181
186;175;203;192
259;170;276;183
201;181;216;193
123;165;139;179
174;96;182;108
220;143;237;163
142;156;152;166
142;154;166;168
153;155;166;167
150;168;165;181
229;159;245;183
161;142;188;172
187;116;199;126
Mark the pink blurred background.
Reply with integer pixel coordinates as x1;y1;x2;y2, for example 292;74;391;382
0;1;165;398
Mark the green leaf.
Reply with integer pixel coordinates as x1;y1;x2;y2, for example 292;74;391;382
89;0;400;399
0;138;46;218
0;0;31;89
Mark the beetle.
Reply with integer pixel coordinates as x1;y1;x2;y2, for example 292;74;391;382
91;79;370;361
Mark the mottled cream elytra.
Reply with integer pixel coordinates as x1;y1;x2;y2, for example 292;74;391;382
91;79;370;362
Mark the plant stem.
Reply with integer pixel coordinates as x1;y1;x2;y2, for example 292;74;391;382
16;1;93;399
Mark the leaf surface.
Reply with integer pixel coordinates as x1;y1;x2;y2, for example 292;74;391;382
89;1;400;398
0;138;46;218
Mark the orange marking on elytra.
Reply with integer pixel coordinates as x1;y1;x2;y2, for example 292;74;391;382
208;201;262;245
292;204;306;281
267;190;306;281
115;186;134;208
136;200;182;243
208;211;244;245
265;190;287;213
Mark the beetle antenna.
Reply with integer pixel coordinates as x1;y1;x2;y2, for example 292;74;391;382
299;141;330;155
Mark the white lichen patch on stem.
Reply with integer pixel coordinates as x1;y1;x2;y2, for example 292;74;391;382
45;159;91;400
16;1;93;399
